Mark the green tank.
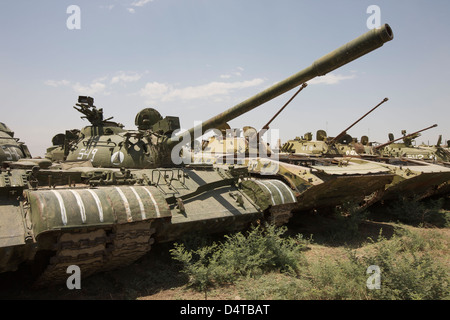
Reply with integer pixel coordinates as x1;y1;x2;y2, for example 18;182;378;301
1;24;394;286
0;122;32;164
278;94;450;204
195;97;395;214
373;125;450;163
368;125;450;201
418;136;450;165
279;97;389;158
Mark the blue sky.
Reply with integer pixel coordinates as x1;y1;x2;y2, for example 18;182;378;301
1;0;449;156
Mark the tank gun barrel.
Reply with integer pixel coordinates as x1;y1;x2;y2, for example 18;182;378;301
166;24;394;147
374;124;438;150
328;97;389;145
261;83;308;132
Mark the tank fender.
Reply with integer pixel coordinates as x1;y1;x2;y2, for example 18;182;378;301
24;186;171;238
241;179;297;211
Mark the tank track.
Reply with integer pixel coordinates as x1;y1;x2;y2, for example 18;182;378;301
33;220;154;288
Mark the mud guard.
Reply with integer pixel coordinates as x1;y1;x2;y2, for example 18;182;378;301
24;185;171;239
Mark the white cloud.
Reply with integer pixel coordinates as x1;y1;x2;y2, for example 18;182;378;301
45;79;108;96
139;82;170;100
45;71;143;95
127;8;136;13
139;78;265;103
45;72;265;104
111;72;142;84
308;73;356;85
220;67;245;79
44;79;70;87
72;82;108;96
132;0;154;7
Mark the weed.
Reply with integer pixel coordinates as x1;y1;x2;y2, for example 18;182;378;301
170;223;310;296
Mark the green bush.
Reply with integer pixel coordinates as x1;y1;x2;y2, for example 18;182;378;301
170;222;449;300
241;229;449;300
170;224;310;294
361;229;449;300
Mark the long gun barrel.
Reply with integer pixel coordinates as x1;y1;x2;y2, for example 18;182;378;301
167;24;394;147
328;97;389;145
261;83;308;132
374;124;438;150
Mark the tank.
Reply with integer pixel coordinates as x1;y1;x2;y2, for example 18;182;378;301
373;125;450;163
245;156;395;214
357;156;450;202
418;136;450;165
367;125;450;201
1;24;394;286
0;122;32;164
279;97;389;158
196;97;395;214
277;93;450;204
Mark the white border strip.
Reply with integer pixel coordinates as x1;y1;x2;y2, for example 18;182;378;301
69;190;86;223
130;186;146;220
51;190;67;226
143;187;161;218
115;187;133;222
273;180;296;203
253;180;275;205
265;180;285;204
87;189;104;222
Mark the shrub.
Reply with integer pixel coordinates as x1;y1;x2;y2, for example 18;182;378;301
170;224;310;294
361;229;449;300
240;229;449;300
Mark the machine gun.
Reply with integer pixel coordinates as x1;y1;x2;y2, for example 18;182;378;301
73;96;114;126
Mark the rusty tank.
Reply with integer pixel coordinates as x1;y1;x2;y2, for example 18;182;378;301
1;24;394;287
363;125;450;201
195;96;395;213
279;97;389;158
277;93;450;205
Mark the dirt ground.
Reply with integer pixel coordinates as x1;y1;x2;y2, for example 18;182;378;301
0;204;448;301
